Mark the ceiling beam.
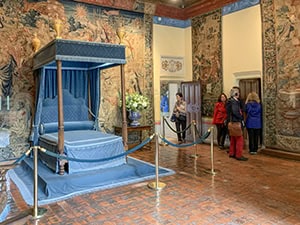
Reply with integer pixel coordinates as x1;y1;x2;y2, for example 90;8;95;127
74;0;241;20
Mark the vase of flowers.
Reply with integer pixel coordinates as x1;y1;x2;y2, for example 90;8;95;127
128;111;142;126
124;93;149;126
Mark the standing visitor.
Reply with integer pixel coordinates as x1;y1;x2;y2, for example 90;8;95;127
212;93;228;149
160;91;169;113
173;92;187;144
245;92;262;155
226;87;248;161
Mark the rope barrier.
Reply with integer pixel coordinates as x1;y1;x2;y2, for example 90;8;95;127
39;134;155;163
9;126;211;167
3;128;215;222
163;116;192;134
7;134;155;166
13;148;33;165
159;130;211;148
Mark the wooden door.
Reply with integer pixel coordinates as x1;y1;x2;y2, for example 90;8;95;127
239;79;261;101
181;81;202;141
239;78;262;145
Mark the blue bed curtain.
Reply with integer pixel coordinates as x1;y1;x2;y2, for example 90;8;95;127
30;67;101;145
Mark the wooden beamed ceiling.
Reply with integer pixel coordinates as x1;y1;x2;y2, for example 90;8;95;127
74;0;240;20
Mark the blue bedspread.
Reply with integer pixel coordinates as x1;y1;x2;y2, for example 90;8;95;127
39;130;126;174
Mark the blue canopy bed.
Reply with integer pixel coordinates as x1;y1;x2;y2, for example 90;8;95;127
31;39;128;175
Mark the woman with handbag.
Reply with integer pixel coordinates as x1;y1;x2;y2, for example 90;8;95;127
173;92;187;144
226;87;248;161
212;93;228;149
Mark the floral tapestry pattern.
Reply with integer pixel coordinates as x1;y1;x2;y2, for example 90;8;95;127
0;0;152;159
191;9;222;117
262;0;300;152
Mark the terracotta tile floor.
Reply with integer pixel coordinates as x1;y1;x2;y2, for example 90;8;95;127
4;142;300;225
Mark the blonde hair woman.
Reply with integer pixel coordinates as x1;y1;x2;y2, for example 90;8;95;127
245;92;262;155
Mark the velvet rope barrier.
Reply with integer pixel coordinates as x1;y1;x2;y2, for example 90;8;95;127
163;116;192;134
39;134;155;163
159;129;211;148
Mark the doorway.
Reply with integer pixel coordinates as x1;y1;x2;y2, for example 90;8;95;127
239;78;263;146
181;81;202;141
239;78;261;101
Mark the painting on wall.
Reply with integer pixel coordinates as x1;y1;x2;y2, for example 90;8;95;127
160;56;184;78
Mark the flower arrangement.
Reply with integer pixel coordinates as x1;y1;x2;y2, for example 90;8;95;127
124;93;150;112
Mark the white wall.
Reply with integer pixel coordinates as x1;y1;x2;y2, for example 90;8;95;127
222;5;262;96
153;5;262;138
153;23;192;137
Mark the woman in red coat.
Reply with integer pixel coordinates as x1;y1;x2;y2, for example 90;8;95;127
212;93;228;149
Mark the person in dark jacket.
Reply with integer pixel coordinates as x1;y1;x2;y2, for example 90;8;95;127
212;93;228;149
245;92;262;155
226;87;248;161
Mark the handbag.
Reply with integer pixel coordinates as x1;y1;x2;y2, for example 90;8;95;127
170;113;177;122
227;122;242;136
227;102;243;136
178;115;186;121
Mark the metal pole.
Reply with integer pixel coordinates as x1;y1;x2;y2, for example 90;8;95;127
32;147;47;219
33;146;38;218
155;133;159;188
162;116;165;140
190;120;199;158
148;133;166;190
210;127;216;175
120;64;128;150
160;116;168;146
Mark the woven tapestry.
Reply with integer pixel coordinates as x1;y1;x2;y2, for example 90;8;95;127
0;0;152;158
191;9;222;117
262;0;300;152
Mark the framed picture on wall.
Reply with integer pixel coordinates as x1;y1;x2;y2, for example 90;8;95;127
160;56;185;78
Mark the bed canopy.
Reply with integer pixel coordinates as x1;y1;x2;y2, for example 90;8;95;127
30;39;128;174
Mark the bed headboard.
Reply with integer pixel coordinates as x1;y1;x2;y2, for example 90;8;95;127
39;90;94;134
41;90;89;123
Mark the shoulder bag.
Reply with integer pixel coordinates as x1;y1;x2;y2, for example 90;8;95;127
228;121;242;136
170;113;177;122
227;104;243;136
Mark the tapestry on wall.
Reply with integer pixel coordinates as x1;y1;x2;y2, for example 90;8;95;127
0;0;152;159
191;9;222;117
274;0;300;151
262;0;300;152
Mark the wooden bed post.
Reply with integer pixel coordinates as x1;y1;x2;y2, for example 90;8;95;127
121;64;128;150
56;60;65;175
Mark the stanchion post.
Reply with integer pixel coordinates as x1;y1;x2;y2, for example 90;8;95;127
148;133;166;190
210;126;216;175
190;120;199;158
160;116;168;146
32;146;47;219
162;116;165;140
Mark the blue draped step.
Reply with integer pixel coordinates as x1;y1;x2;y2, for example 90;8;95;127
8;157;175;206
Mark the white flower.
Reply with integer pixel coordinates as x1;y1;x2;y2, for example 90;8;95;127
122;93;150;112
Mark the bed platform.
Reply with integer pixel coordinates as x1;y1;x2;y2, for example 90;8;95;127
31;39;128;175
39;130;125;174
